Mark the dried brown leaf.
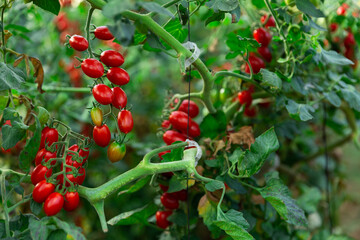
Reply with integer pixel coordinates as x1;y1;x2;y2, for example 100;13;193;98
13;55;25;67
227;126;255;150
29;57;44;93
213;140;226;156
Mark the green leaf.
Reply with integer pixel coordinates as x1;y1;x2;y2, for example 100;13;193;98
260;69;282;92
214;209;253;240
19;113;41;172
108;20;135;46
295;0;324;18
198;195;222;237
205;180;224;192
340;87;360;112
102;0;134;19
167;211;187;226
297;185;322;213
324;92;341;107
138;2;174;18
167;175;187;193
29;218;50;240
317;47;354;66
30;199;42;215
200;111;227;139
35;106;50;127
285;100;315;121
226;33;260;57
107;203;157;226
162;19;187;49
31;0;60;15
161;145;184;163
236;128;279;178
1;108;28;150
51;217;85;240
0;62;26;91
206;0;239;12
258;172;308;226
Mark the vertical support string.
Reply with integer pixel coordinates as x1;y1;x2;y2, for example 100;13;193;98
186;1;191;239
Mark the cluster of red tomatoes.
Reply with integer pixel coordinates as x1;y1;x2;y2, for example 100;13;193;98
68;26;132;163
154;100;200;229
328;3;358;68
237;86;256;117
31;127;90;216
244;15;275;74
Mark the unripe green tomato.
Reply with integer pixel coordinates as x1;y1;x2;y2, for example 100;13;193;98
90;107;103;127
107;142;126;163
219;88;231;103
210;89;219;103
285;0;295;7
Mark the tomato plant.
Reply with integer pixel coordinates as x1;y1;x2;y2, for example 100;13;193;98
1;0;360;239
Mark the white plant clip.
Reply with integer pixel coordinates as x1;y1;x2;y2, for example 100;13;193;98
182;41;201;68
185;139;202;166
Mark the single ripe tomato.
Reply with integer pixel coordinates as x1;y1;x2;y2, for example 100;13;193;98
163;130;187;145
81;59;104;78
170;190;187;201
178;100;199;118
117;110;133;134
257;46;272;62
158;150;171;160
169;111;189;132
160;192;179;209
106;68;130;86
186;121;201;138
100;50;124;67
93;124;111;147
112;87;127;109
260;15;276;28
91;107;103;127
330;23;338;32
107;142;126;163
92;84;113;105
245;55;265;74
94;26;114;40
32;180;55;203
31;164;53;185
344;32;355;48
238;90;253;106
43;192;64;216
63;191;80;212
156;211;173;229
69;35;88;51
35;149;57;166
244;107;257;117
159;184;169;192
345;47;355;60
337;6;346;16
40;127;59;149
253;27;272;47
161;120;171;129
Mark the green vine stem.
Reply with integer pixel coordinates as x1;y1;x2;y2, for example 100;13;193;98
1;173;10;238
85;7;95;58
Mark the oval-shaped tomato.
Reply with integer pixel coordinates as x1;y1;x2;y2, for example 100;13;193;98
261;15;276;28
31;164;53;185
44;192;64;216
92;84;113;105
163;130;187;145
35;149;57;166
107;142;126;163
170;190;187;202
178;100;199;118
245;55;265;74
117;110;133;134
81;59;104;78
32;180;55;203
159;184;169;192
100;50;124;67
94;26;114;40
219;88;231;103
169;111;189;132
253;27;272;47
161;120;171;129
238;90;253;106
40;127;59;149
330;23;338;32
257;46;272;62
69;35;88;51
93;124;111;147
63;191;80;211
112;87;127;109
90;107;103;127
156;211;173;229
160;192;179;209
244;107;257;117
337;5;346;16
344;32;355;48
187;121;200;138
106;67;130;86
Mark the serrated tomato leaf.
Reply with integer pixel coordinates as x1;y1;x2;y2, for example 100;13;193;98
200;111;227;139
1;108;28;150
0;62;26;91
31;0;60;15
